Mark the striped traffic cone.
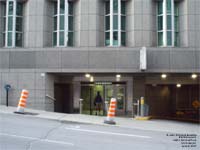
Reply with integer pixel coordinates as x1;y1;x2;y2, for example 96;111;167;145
104;98;117;125
15;89;29;114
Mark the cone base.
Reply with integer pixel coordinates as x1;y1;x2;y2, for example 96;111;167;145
14;111;25;115
104;119;116;125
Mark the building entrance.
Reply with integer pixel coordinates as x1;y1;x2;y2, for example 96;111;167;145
81;82;126;116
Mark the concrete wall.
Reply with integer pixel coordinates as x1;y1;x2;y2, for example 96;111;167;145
127;0;157;47
0;72;55;111
0;47;199;73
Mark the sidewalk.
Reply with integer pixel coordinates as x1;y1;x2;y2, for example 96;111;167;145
0;105;199;134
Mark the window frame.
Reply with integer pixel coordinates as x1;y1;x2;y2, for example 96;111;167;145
53;0;74;47
105;0;126;47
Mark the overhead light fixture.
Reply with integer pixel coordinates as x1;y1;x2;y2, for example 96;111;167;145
85;73;91;78
191;74;197;79
161;74;167;79
116;74;121;78
176;84;181;88
90;76;94;82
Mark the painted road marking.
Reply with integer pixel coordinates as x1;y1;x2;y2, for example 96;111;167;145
65;127;152;139
0;133;74;146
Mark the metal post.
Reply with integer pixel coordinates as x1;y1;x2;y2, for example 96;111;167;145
137;99;140;116
140;97;145;117
105;101;109;115
79;99;83;114
6;90;8;107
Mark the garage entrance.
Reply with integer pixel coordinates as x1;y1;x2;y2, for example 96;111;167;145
54;83;73;113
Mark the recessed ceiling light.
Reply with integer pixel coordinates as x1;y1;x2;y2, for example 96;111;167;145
161;74;167;79
116;74;121;78
191;74;197;79
176;84;181;88
85;73;91;78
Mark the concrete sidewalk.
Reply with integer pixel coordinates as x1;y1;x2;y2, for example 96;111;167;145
0;105;199;134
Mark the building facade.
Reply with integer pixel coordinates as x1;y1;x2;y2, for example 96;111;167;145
0;0;199;120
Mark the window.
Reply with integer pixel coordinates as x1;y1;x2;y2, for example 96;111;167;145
157;0;179;47
53;0;74;47
105;0;126;46
3;0;23;47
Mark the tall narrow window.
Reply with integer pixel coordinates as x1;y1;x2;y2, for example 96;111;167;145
157;0;179;47
4;0;23;47
105;0;126;46
53;0;74;47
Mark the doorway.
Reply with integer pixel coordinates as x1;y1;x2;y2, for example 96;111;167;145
80;82;126;116
54;83;73;113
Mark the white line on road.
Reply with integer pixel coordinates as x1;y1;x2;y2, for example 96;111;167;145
65;127;152;139
0;133;74;146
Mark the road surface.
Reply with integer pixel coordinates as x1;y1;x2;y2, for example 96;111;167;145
0;113;199;150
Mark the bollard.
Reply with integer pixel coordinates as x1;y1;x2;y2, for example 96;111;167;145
137;99;140;116
140;97;145;117
105;100;109;114
79;99;84;114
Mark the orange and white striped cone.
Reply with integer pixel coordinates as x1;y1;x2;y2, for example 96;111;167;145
15;89;29;114
104;98;117;125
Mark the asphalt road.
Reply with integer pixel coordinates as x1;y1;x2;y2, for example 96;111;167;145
0;113;199;150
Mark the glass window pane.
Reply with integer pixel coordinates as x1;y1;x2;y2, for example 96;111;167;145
106;16;110;30
60;0;65;14
121;32;126;46
68;32;73;46
8;17;13;31
167;31;172;45
16;17;22;31
8;1;13;15
157;2;163;15
175;16;178;32
167;0;172;14
158;32;163;46
15;33;22;47
106;1;110;14
121;16;125;30
113;0;118;13
3;17;6;31
54;16;57;31
167;15;172;30
113;31;118;46
16;3;23;16
158;16;163;31
54;2;57;15
174;3;179;16
68;16;73;31
121;1;125;15
105;32;110;46
53;32;57;46
68;2;73;15
113;15;118;30
60;15;64;30
7;32;12;46
59;31;64;46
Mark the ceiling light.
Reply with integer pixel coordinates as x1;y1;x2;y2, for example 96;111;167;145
161;74;167;79
176;84;181;88
85;73;91;78
116;74;121;78
191;74;197;79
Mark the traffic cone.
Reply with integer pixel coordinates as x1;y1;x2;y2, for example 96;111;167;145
104;98;117;125
15;89;29;114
